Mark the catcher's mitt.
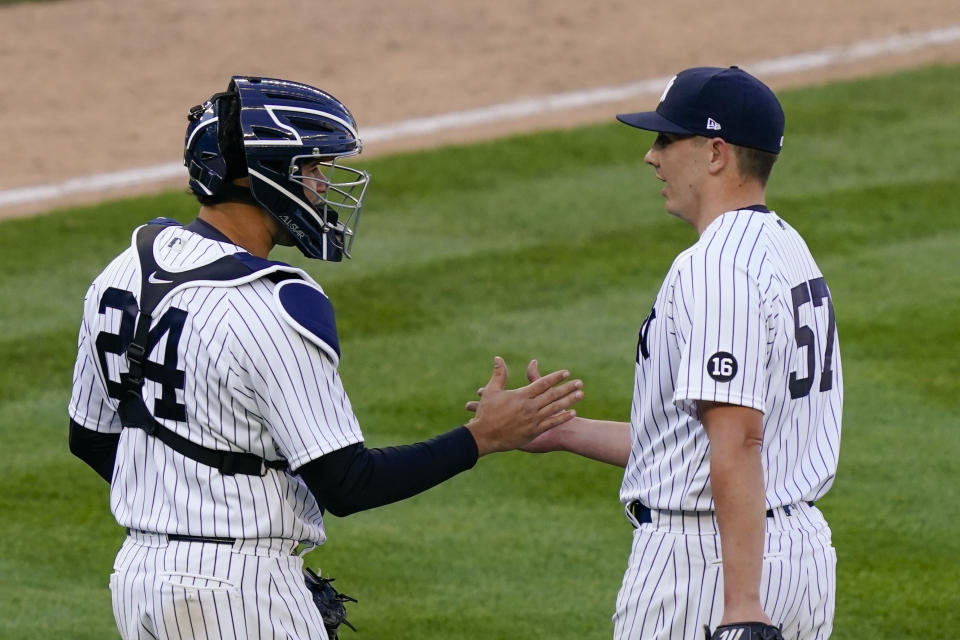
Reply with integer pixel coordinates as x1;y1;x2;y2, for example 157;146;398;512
303;568;357;639
704;622;784;640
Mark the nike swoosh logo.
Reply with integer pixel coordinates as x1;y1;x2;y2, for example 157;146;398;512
147;271;174;285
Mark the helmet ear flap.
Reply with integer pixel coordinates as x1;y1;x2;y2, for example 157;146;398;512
213;89;247;182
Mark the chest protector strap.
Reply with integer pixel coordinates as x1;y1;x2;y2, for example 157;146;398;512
118;223;294;476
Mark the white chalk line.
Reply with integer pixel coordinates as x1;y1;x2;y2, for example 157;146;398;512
2;25;959;210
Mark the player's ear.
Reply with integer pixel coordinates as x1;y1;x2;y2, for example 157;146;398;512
706;137;731;175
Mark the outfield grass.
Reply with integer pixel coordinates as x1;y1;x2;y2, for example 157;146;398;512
0;0;62;5
1;64;958;639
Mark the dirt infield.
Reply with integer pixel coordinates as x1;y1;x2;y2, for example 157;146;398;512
1;0;959;217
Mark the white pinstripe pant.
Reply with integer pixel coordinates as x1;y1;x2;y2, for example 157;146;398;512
612;502;836;640
110;531;329;640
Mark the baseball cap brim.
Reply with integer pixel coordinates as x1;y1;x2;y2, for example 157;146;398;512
616;111;694;135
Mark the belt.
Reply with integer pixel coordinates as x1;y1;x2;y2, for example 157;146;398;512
127;528;235;545
168;534;235;544
627;501;815;525
125;529;314;556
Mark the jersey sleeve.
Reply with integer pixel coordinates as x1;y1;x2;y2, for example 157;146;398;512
227;281;364;470
672;249;768;415
68;283;123;434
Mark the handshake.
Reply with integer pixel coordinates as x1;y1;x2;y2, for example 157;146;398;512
463;357;583;457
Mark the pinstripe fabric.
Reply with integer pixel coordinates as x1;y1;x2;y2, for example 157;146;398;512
69;224;363;542
111;532;330;640
613;503;835;640
70;222;363;639
620;209;843;512
615;208;842;639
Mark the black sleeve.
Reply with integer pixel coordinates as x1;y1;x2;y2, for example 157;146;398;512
69;419;120;483
296;426;479;517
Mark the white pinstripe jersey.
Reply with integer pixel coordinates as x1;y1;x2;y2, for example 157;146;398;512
69;221;363;544
620;207;843;511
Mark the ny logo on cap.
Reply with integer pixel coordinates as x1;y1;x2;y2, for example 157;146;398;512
706;118;722;131
659;75;677;104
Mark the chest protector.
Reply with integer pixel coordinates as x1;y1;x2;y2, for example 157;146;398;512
118;221;304;476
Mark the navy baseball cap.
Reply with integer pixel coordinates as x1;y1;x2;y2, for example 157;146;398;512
617;66;785;154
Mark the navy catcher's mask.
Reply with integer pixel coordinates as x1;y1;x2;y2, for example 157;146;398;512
184;76;370;261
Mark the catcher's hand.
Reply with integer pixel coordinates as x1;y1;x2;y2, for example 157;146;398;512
303;568;357;639
704;622;784;640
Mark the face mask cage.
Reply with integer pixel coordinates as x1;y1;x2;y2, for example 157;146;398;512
288;153;370;258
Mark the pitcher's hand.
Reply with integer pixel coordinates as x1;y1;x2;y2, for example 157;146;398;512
465;357;582;456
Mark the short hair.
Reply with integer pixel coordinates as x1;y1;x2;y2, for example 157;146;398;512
190;186;259;208
191;190;227;206
732;145;778;186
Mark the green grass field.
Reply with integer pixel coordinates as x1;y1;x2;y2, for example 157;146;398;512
0;0;61;5
1;64;958;638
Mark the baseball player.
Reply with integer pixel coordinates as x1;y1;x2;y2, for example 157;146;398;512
493;67;842;639
68;75;583;640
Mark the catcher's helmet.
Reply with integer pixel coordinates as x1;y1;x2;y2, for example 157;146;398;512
184;76;369;261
